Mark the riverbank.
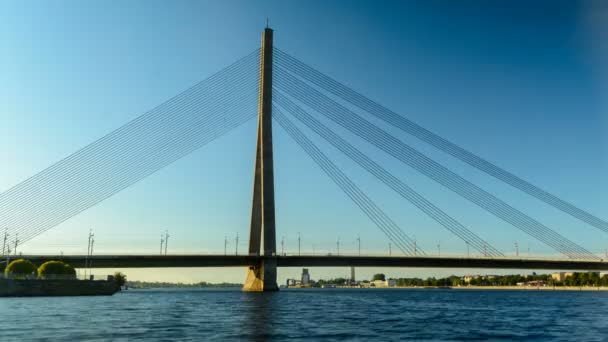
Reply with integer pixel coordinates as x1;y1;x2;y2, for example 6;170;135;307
126;281;242;289
315;285;608;291
452;285;608;291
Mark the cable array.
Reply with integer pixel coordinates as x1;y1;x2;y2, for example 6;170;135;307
0;49;261;245
275;48;608;235
274;91;503;257
275;67;598;260
274;107;422;256
1;45;600;259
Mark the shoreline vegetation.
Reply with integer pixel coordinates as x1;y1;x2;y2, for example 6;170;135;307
321;285;608;291
289;272;608;290
126;272;608;291
126;281;241;289
123;283;608;291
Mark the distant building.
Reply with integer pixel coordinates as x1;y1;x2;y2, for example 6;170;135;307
370;279;396;288
371;280;387;287
286;279;299;287
462;275;479;284
350;266;355;283
551;272;574;282
526;280;546;287
301;268;310;285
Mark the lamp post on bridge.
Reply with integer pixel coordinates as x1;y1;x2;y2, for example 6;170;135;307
224;235;228;256
85;229;94;279
2;230;8;256
357;234;361;256
13;234;19;256
164;230;169;256
3;230;9;267
160;233;165;255
5;246;10;266
337;237;340;256
298;232;301;256
90;236;95;274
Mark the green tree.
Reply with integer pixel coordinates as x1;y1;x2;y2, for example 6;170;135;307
372;273;386;281
64;264;76;278
601;275;608;287
113;272;127;286
5;259;37;279
37;261;76;279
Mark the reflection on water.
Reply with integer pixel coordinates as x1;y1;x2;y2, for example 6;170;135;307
242;292;280;341
0;288;607;341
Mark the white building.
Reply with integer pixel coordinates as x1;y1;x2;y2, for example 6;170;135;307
551;272;574;282
462;275;479;284
370;279;396;288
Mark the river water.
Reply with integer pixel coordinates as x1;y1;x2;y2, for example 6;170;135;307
0;288;607;341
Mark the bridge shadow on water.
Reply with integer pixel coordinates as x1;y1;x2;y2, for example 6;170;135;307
241;291;282;342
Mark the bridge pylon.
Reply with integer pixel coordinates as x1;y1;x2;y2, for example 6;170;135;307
243;27;279;292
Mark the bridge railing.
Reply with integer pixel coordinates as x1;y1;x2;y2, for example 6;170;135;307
275;252;606;262
4;252;605;263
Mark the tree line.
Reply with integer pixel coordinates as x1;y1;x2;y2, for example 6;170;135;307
313;272;608;287
394;273;608;287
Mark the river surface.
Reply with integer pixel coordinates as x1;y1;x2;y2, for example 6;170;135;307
0;288;607;341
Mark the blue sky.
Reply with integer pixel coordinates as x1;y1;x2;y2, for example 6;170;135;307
0;1;606;282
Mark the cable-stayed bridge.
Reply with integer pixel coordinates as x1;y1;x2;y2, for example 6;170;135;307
2;28;607;291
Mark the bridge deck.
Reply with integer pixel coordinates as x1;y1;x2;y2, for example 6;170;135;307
15;255;608;271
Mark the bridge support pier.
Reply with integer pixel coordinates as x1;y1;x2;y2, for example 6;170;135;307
243;27;278;292
243;258;278;292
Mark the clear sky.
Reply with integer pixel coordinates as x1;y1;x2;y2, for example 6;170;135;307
0;0;607;282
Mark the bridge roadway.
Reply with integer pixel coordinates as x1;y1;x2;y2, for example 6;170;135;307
16;255;608;271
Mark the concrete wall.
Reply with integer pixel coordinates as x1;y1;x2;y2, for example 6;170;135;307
0;279;120;297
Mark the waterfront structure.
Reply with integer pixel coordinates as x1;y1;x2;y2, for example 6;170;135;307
301;268;310;285
463;275;479;284
370;279;396;288
286;279;299;287
551;272;574;282
350;266;355;283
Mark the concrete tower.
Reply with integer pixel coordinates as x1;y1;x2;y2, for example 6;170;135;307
243;28;278;292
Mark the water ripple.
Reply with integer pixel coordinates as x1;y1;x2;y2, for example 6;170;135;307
0;288;607;341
